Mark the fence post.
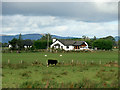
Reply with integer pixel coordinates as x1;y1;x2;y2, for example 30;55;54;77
21;60;23;64
115;60;117;63
8;59;10;64
91;60;93;64
85;60;87;65
36;60;38;64
63;61;64;64
99;60;101;65
77;60;78;65
72;60;73;64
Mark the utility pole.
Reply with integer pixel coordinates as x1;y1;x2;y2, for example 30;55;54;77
47;33;49;51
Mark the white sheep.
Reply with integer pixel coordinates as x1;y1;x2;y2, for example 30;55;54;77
45;55;47;57
60;55;62;57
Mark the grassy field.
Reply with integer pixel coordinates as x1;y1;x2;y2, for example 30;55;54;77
2;50;119;88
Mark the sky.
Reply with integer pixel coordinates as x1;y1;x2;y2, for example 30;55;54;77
1;1;118;38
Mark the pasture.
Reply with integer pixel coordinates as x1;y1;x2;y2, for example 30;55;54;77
2;50;119;88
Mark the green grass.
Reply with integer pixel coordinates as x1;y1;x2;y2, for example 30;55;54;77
2;50;119;88
2;50;118;64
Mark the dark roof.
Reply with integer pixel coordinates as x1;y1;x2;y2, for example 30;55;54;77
73;41;85;46
58;39;85;46
22;40;33;46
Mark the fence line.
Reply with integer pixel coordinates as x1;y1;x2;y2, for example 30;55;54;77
4;59;118;66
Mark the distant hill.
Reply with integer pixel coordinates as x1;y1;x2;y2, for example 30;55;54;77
1;34;75;43
1;34;119;43
52;35;75;39
114;36;120;41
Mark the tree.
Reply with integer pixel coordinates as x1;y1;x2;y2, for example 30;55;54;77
17;33;23;50
2;43;8;47
0;42;2;47
92;39;113;50
85;39;92;48
93;36;96;40
33;40;52;49
82;35;86;40
19;33;22;40
102;36;115;41
8;34;24;50
118;40;120;50
102;36;116;47
9;38;18;50
40;33;52;40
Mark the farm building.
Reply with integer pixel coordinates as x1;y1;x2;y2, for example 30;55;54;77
50;38;89;51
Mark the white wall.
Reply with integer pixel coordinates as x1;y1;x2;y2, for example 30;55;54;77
8;44;12;48
64;46;74;51
84;42;88;48
52;38;56;43
51;40;64;48
51;40;74;51
24;45;32;48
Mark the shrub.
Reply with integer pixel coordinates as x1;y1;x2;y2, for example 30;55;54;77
61;71;68;75
21;72;30;77
20;81;45;88
92;39;113;50
42;77;50;82
110;79;118;88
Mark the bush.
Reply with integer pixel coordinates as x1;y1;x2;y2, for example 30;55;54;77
20;81;45;88
33;40;52;49
93;39;113;50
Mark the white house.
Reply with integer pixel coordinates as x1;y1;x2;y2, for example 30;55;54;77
50;39;89;51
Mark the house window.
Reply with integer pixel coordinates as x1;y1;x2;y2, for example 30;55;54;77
67;46;69;49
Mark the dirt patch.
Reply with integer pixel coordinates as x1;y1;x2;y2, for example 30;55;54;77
104;62;119;67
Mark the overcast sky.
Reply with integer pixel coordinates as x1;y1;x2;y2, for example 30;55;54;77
2;2;118;38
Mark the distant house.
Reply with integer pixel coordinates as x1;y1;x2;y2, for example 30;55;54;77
50;39;89;51
8;44;18;49
8;40;33;49
23;40;33;49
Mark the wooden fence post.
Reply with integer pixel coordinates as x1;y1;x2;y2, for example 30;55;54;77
8;59;10;64
72;60;73;64
85;60;87;65
99;60;101;65
91;61;93;64
77;60;78;65
21;60;22;64
115;60;117;63
63;61;64;64
36;60;38;64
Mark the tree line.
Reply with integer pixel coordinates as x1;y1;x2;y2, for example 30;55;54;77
6;34;52;50
1;34;119;51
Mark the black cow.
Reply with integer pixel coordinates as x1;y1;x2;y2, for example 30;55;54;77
48;59;58;66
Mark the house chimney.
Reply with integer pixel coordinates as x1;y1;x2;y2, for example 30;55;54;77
53;38;56;43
